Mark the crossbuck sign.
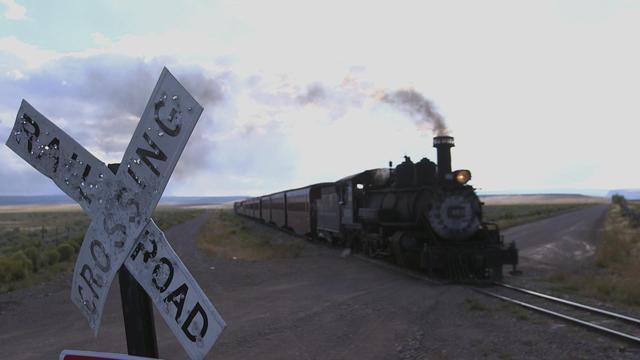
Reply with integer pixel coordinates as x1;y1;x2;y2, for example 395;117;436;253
6;68;225;360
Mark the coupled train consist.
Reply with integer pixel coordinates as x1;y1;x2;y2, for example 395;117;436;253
234;136;518;280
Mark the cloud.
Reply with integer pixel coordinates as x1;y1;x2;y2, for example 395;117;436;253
0;55;228;187
0;158;61;194
0;36;60;69
0;53;284;196
0;123;60;195
0;49;443;196
90;32;112;48
0;0;26;20
4;0;639;195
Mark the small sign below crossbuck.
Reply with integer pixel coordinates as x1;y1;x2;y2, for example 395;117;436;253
6;68;225;360
60;349;160;360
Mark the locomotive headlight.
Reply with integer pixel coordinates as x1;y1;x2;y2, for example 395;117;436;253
454;170;472;184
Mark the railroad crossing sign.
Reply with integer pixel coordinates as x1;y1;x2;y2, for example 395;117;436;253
6;68;225;360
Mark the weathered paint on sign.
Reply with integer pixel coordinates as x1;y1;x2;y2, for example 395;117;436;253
7;100;121;329
118;68;204;217
6;100;109;214
125;221;225;360
6;68;224;360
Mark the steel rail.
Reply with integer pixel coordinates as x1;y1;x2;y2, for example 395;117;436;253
495;282;640;326
354;253;640;345
475;288;640;345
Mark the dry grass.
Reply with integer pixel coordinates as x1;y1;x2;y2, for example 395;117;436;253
0;204;82;213
0;206;203;293
483;203;591;229
197;209;304;261
464;297;487;312
178;202;235;211
546;203;640;307
480;194;606;206
481;194;606;229
152;208;205;231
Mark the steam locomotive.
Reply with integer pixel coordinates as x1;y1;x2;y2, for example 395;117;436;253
234;136;518;280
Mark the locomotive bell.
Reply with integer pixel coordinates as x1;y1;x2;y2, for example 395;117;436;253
433;136;454;179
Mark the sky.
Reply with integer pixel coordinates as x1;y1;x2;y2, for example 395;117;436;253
0;0;638;197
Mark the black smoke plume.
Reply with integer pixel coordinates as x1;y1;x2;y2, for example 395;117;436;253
296;83;326;105
381;89;448;135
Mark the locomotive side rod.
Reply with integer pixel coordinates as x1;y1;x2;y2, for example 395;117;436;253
475;287;640;346
494;282;640;326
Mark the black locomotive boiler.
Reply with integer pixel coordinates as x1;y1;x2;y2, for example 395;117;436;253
234;136;518;280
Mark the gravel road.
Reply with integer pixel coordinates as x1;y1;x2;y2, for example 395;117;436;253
503;204;609;274
1;207;638;359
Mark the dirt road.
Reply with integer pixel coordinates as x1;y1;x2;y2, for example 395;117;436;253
503;204;609;273
0;209;637;359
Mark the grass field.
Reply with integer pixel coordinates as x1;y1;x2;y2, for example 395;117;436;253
480;194;605;206
0;205;203;292
480;194;605;229
546;200;640;307
482;203;592;229
197;209;304;261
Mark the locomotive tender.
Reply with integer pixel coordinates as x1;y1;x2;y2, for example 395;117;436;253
234;136;518;280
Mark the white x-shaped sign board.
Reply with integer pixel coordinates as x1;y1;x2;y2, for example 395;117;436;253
6;68;225;360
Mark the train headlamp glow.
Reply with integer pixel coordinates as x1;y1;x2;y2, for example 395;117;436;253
454;170;472;184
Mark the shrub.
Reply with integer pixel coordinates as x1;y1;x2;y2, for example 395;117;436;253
594;228;633;268
611;194;625;205
44;249;60;266
56;243;75;262
66;239;80;252
8;251;30;281
24;246;40;273
8;261;28;281
0;257;11;283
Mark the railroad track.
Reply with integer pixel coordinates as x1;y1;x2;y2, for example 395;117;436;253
476;282;640;345
350;249;640;347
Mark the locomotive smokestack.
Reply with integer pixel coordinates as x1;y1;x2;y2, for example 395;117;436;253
433;136;454;179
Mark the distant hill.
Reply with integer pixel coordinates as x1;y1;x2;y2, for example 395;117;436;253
478;189;610;197
159;196;248;205
607;189;640;200
0;195;71;205
0;195;248;206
